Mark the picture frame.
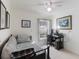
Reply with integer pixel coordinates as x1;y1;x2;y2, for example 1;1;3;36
0;1;6;29
6;11;10;28
56;15;72;30
21;20;31;28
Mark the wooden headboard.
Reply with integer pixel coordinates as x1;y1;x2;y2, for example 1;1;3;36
0;35;12;59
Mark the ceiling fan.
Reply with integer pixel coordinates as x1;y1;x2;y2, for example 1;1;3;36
36;0;63;12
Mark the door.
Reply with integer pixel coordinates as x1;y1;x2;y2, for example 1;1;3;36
38;19;52;40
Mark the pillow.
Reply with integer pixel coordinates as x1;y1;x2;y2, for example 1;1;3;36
17;34;32;43
1;35;17;59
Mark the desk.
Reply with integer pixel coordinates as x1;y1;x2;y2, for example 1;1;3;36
47;34;64;50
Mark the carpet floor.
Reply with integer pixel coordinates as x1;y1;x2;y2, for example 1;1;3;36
50;47;79;59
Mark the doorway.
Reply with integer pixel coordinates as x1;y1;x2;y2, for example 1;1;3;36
38;19;52;45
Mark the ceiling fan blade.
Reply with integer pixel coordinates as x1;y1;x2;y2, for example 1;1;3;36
37;3;45;6
51;1;63;4
28;0;63;7
58;4;62;6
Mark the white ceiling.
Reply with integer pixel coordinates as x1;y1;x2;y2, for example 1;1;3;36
10;0;69;15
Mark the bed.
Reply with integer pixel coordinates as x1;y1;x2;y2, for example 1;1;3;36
1;35;50;59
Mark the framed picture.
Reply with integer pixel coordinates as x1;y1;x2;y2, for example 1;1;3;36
0;1;6;29
21;20;31;28
6;11;10;28
56;15;72;30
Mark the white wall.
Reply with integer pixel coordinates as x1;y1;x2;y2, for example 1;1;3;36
10;9;52;44
10;10;40;42
0;0;11;44
1;0;10;13
50;0;79;55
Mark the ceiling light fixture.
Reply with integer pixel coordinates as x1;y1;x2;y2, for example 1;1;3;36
47;7;52;12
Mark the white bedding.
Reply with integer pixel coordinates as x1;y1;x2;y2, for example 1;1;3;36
15;42;42;52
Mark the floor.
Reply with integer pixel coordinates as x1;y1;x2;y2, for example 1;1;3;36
50;47;79;59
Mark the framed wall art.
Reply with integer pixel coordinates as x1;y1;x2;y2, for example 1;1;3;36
21;20;31;28
0;1;6;29
6;11;10;28
56;15;72;30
